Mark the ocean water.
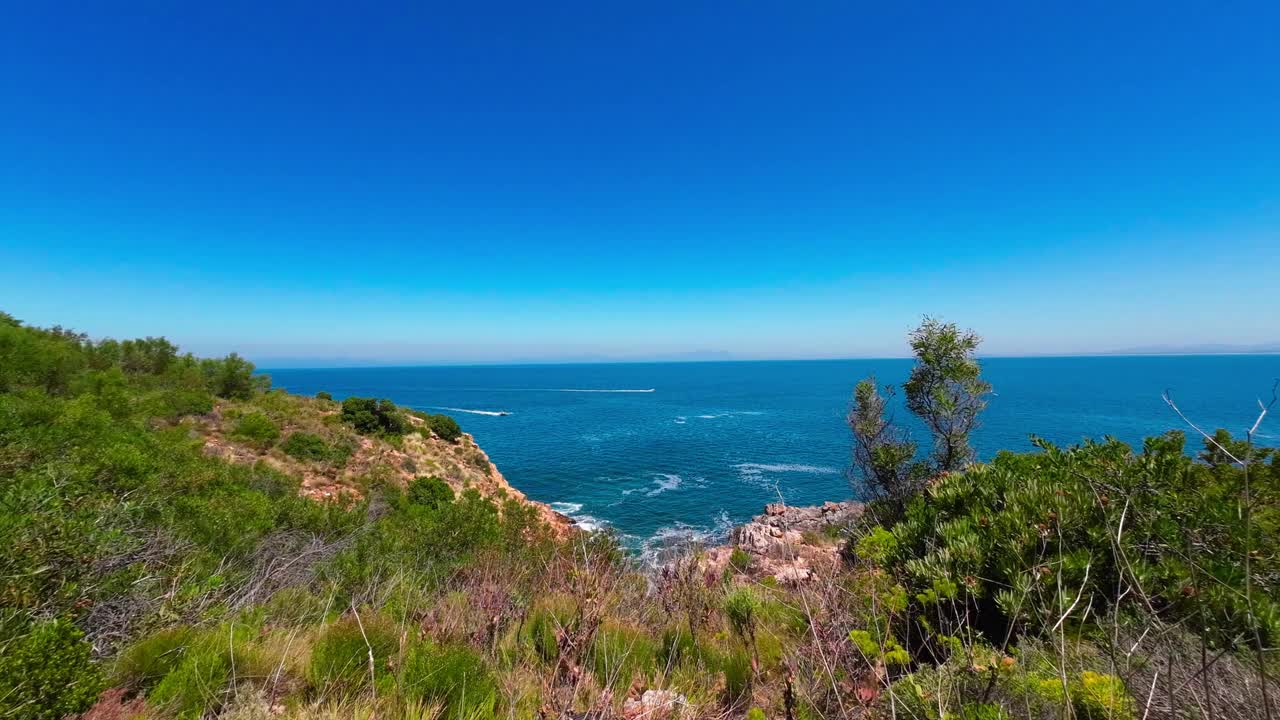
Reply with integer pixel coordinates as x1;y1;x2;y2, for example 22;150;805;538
265;356;1278;552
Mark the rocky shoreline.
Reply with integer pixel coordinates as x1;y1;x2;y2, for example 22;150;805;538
706;499;864;583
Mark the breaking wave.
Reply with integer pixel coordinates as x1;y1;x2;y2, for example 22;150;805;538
646;473;683;497
548;502;607;532
638;511;736;566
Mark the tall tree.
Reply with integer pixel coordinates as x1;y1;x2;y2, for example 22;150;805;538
849;318;991;509
902;317;991;473
847;378;921;505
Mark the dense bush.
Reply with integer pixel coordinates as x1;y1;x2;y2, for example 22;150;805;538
341;396;408;435
204;352;259;400
0;618;104;720
721;646;753;704
723;587;760;643
148;640;232;719
878;433;1280;651
280;430;345;462
407;475;455;509
401;641;499;720
424;412;463;443
308;615;399;694
525;593;579;663
589;622;656;690
230;411;280;446
112;626;194;690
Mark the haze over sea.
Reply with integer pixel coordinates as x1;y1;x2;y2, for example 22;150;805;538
267;356;1277;555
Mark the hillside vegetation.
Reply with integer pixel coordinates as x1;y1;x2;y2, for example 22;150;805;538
1;311;1276;720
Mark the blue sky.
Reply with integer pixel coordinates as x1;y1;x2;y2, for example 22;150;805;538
2;2;1277;365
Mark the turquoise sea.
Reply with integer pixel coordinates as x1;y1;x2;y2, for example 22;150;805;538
265;356;1278;554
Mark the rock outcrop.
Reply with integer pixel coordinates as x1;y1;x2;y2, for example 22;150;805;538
621;690;687;719
711;500;864;584
194;399;572;534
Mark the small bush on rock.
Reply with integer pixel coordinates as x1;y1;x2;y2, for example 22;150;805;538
341;397;407;436
407;475;454;510
424;413;463;443
281;431;341;462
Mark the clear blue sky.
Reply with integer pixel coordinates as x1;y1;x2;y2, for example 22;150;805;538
2;2;1277;365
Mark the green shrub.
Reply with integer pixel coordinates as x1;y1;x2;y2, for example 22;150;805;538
524;593;579;663
0;618;104;720
724;587;760;642
728;547;753;574
424;413;463;443
341;397;407;435
658;625;695;669
747;709;767;720
203;352;259;399
175;486;276;555
889;432;1280;649
852;525;898;565
113;626;194;690
281;431;341;462
148;640;231;719
262;587;329;626
308;615;398;693
400;642;499;720
230;412;279;447
407;475;455;510
722;646;752;704
147;387;215;418
1072;671;1135;720
315;391;333;401
589;621;656;690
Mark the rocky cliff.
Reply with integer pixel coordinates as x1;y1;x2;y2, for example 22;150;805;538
192;394;571;532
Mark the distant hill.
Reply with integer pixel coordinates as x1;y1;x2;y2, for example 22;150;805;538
1103;342;1280;355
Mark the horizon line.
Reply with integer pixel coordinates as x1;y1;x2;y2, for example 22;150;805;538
256;350;1280;372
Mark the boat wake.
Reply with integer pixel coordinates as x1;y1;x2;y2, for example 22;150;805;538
432;406;510;417
735;462;841;486
552;388;655;393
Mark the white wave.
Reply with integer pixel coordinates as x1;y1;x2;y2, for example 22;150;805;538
695;411;764;419
735;462;840;487
432;406;509;417
646;473;683;497
572;515;607;532
639;511;736;566
553;388;655;393
735;462;840;475
549;501;608;532
673;416;687;424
